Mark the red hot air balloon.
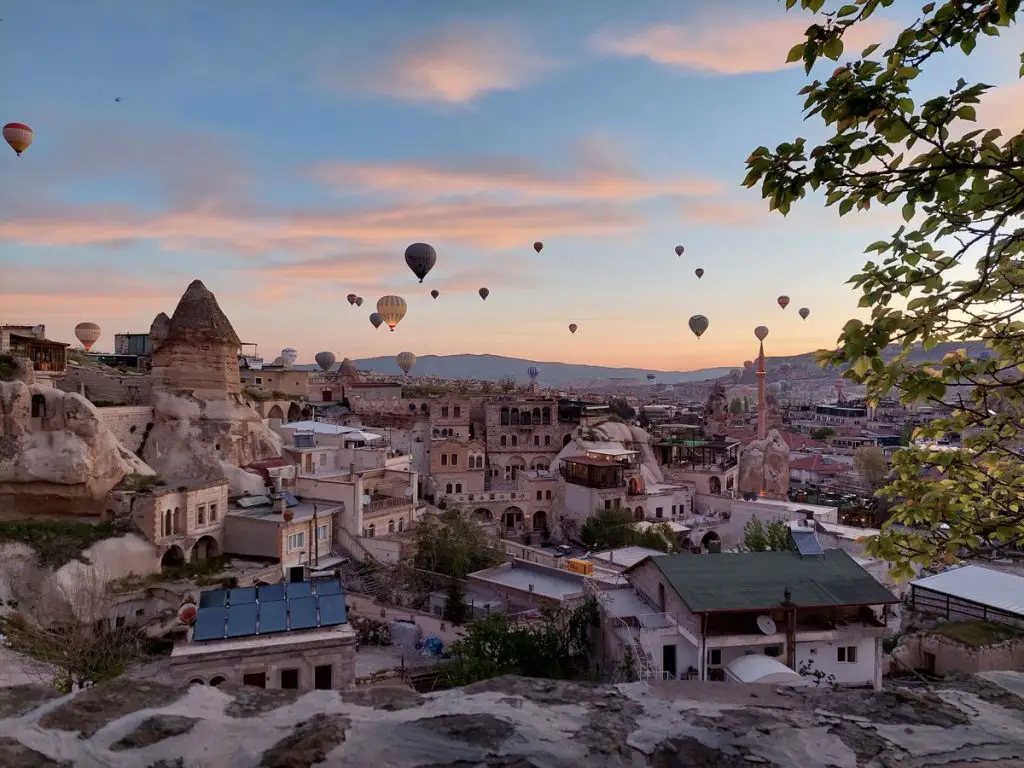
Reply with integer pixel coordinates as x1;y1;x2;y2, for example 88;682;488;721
533;241;543;253
346;293;357;306
568;323;578;334
777;295;790;310
674;245;684;256
3;123;34;156
695;268;704;279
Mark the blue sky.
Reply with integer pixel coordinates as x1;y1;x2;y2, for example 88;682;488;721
1;1;1021;370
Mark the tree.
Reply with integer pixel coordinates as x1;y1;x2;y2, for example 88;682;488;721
638;410;652;430
413;510;503;579
580;508;635;550
498;375;517;393
442;579;470;626
745;0;1024;577
729;397;745;415
853;445;889;490
608;398;636;421
741;518;796;552
810;426;836;441
743;396;751;413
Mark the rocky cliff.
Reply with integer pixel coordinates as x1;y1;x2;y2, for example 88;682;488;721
0;358;153;517
142;281;282;494
1;673;1022;766
738;428;791;499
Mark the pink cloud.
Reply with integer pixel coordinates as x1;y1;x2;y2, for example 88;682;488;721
316;21;556;105
977;79;1024;133
592;15;895;75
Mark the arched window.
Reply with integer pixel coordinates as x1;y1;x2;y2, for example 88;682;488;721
532;407;541;423
541;407;551;425
510;408;521;426
163;510;172;536
534;435;540;446
367;524;376;537
388;519;395;533
521;410;531;426
500;435;507;447
446;483;453;494
500;408;510;426
398;518;404;532
511;435;518;446
173;507;183;534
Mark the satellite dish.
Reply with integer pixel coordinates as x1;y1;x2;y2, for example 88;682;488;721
361;494;371;505
404;488;414;498
30;325;43;336
756;615;778;635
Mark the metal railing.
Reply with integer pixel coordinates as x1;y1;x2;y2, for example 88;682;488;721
364;497;410;514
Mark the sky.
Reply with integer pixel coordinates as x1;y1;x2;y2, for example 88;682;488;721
1;1;1021;371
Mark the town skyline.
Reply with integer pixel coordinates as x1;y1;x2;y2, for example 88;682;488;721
1;0;1021;368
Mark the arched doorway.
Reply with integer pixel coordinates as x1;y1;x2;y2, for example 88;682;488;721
532;510;547;531
161;545;186;570
209;676;226;687
709;476;722;494
700;531;721;552
267;404;284;421
472;508;493;523
562;434;572;447
502;506;524;530
286;402;302;422
634;507;644;521
191;536;220;564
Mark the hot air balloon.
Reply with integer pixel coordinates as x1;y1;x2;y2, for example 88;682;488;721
74;322;101;351
688;315;709;339
755;325;769;342
527;366;539;382
281;347;298;366
695;268;704;279
369;312;384;329
355;297;364;307
396;351;417;375
347;293;357;306
533;241;543;253
377;295;407;332
767;382;782;396
431;289;439;299
478;287;489;301
405;243;437;283
646;373;656;382
568;323;578;335
3;123;34;156
743;360;753;370
799;307;810;320
315;351;336;372
777;295;790;310
674;245;684;256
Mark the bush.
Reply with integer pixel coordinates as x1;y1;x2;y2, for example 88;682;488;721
0;520;128;568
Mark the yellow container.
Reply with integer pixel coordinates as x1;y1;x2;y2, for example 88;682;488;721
567;558;594;576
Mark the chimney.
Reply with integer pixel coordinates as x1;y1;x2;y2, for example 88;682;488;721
274;494;287;515
274;476;283;494
528;584;535;593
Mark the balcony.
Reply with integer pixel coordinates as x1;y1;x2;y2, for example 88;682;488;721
364;496;410;515
485;477;518;493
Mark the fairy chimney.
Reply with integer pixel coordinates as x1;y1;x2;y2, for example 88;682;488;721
150;280;242;396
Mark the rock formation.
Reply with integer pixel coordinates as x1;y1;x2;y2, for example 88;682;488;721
0;673;1022;766
142;280;281;494
703;380;729;436
738;428;790;499
0;357;154;517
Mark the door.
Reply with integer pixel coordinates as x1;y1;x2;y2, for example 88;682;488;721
322;390;332;402
289;566;305;583
314;664;333;690
662;644;677;680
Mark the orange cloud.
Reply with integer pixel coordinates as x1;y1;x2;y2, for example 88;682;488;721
977;79;1024;133
592;15;895;75
316;21;556;105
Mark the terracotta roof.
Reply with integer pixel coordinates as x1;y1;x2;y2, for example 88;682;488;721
789;454;844;474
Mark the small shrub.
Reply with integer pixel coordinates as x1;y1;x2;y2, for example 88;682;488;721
0;519;128;568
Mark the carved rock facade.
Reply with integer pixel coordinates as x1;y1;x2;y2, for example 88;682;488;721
738;428;791;499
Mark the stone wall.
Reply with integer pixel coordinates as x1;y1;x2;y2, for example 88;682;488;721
97;406;155;454
56;365;153;405
891;629;1024;676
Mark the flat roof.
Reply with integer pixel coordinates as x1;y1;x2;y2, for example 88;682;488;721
230;499;341;522
642;550;899;613
470;562;585;601
591;546;668;570
587;447;638;458
911;565;1024;617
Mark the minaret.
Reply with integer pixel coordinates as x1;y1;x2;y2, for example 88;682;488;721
756;340;767;442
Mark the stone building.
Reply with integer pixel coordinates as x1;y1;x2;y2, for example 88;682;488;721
430;397;473;439
484;398;572;481
170;579;356;691
429;436;486;500
130;478;229;568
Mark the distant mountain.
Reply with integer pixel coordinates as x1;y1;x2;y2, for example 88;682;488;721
343;354;732;386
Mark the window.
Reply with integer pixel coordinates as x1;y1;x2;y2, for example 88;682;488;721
450;453;458;465
255;377;263;385
511;409;520;425
441;454;448;466
388;519;395;533
511;436;518;447
544;435;551;446
455;483;462;493
317;524;329;542
319;453;326;466
209;503;218;522
31;394;47;419
534;435;540;446
707;649;722;666
500;436;507;447
764;646;783;658
442;406;449;418
521;410;531;425
545;490;552;500
671;504;677;516
536;490;543;501
163;510;172;536
287;532;306;550
837;646;858;664
197;505;206;525
454;406;461;418
279;668;300;690
532;407;541;423
446;483;453;494
398;518;404;532
541;407;551;425
655;507;663;519
604;500;612;510
242;672;266;688
500;408;510;426
366;524;375;537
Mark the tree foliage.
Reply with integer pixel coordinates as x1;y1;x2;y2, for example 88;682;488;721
443;598;599;686
580;508;675;552
442;579;470;626
729;397;745;415
608;398;637;421
745;0;1024;577
413;509;503;579
741;518;797;552
810;426;836;441
853;444;889;489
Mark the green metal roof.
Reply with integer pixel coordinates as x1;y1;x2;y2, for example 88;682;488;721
646;550;899;613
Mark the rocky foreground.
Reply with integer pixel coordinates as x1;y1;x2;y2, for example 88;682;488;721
0;674;1022;767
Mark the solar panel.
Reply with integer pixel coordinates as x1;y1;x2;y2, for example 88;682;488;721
286;581;313;599
198;589;227;609
318;593;347;627
258;583;287;602
282;491;300;507
792;530;825;557
193;607;227;641
314;579;342;596
289;597;318;630
229;587;257;605
226;603;259;638
259;600;288;634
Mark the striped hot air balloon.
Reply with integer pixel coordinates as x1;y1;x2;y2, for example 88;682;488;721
376;295;407;332
3;123;34;156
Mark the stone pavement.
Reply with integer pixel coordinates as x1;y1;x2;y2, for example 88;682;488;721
0;673;1021;766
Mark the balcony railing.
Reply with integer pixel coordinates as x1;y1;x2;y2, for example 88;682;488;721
485;478;518;492
364;497;410;514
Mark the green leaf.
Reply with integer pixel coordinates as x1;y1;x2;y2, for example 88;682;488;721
960;36;977;55
822;36;845;61
786;43;805;64
902;202;916;222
